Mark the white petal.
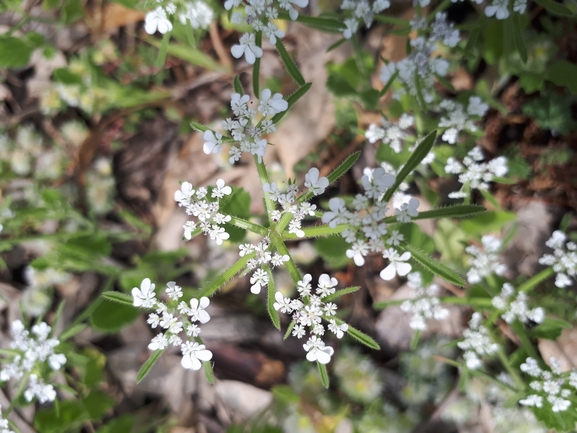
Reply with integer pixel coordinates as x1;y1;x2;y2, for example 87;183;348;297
380;264;396;280
396;262;412;276
230;44;245;59
195;349;213;362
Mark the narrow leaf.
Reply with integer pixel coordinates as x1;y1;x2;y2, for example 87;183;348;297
512;13;528;63
284;320;295;340
283;224;347;240
275;39;306;86
410;329;421;350
271;82;311;124
327;38;347;52
190;121;210;132
137;350;165;383
414;74;427;109
411;205;486;221
317;362;330;388
156;32;170;68
480;189;501;209
346;324;380;350
266;267;281;330
253;31;262;97
203;361;215;384
323;286;360;302
383;130;437;202
533;0;573;16
58;324;87;341
379;70;399;97
402;243;466;287
518;268;554;292
233;75;244;94
278;12;346;33
101;291;134;307
373;299;404;309
200;254;253;297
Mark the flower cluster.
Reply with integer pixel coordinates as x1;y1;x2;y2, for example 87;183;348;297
400;273;449;331
380;13;460;103
491;283;545;324
0;320;66;403
144;0;214;35
445;147;508;199
239;237;290;293
132;278;213;371
465;235;507;284
519;357;576;413
203;90;288;164
438;97;489;144
273;274;348;364
365;113;415;154
175;179;233;246
340;0;391;39
263;166;327;235
225;0;308;63
321;167;420;280
451;0;527;20
538;230;576;288
457;312;499;369
0;405;14;433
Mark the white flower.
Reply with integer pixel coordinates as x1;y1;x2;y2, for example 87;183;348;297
328;320;348;339
467;96;489;117
250;268;269;294
48;353;67;370
24;374;56;403
304;167;329;196
303;336;334;364
380;249;412;280
231;33;263;64
263;22;285;45
485;0;510;19
144;7;173;35
273;291;292;313
175;182;195;205
203;130;223;155
188;297;211;323
317;273;338;297
322;197;348;228
208;226;230;245
178;1;214;29
148;333;169;350
212;179;232;198
166;281;183;300
132;278;156;308
380;62;396;84
258;89;288;116
180;341;213;370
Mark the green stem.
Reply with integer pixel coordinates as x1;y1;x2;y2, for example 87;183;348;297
200;253;255;297
435;356;518;392
254;156;275;225
518;268;554;292
282;224;347;240
273;240;301;285
228;216;269;237
276;212;293;233
496;347;524;389
6;370;31;415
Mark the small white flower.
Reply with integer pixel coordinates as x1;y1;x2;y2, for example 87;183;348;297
380;249;412;280
322;197;348;228
273;291;292;313
317;273;338;297
258;89;288;116
189;297;211;323
328;320;348;339
485;0;510;19
380;62;396;84
144;7;173;35
212;179;232;198
250;268;269;294
166;281;183;300
203;130;223;155
148;333;169;351
180;341;213;370
304;167;329;196
132;278;156;308
303;336;334;364
231;33;263;64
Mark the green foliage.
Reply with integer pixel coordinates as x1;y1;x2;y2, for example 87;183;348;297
314;236;350;269
137;349;165;383
221;187;251;242
326;53;379;109
523;92;577;135
460;210;516;236
89;299;139;333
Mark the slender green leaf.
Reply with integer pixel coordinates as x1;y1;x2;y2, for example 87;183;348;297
383;131;437;202
137;350;165;383
410;205;486;221
275;39;305;85
203;360;215;384
284;320;295;340
327;38;347;52
283;224;347;240
414;74;427;109
373;299;404;309
90;299;139;333
58;324;87;341
346;324;380;349
200;253;254;297
480;189;501;209
518;268;554;292
512;13;527;64
279;12;346;33
190;121;210;132
266;267;281;330
323;286;360;302
233;75;244;94
156;32;170;68
317;362;330;388
253;58;261;98
379;70;399;97
410;329;421;350
533;0;573;16
402;243;466;287
271;82;312;124
101;291;134;307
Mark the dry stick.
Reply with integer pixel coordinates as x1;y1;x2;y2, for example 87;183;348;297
209;22;233;70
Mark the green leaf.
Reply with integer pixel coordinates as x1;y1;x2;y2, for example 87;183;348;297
383;130;437;202
156;32;170;68
58;323;87;341
233;75;244;94
190;121;210;132
89;298;139;333
378;69;399;97
327;38;347;52
323;286;360;302
266;268;281;330
279;12;346;33
410;329;421;350
275;39;306;86
203;360;216;384
533;0;573;16
411;205;486;221
0;36;35;68
62;0;84;23
221;187;251;242
101;291;134;307
137;349;165;383
201;254;254;297
82;389;115;420
317;362;330;389
402;243;466;286
95;415;135;433
284;320;295;340
544;60;577;95
52;67;83;85
346;324;380;350
512;13;527;64
271;82;311;124
529;316;572;340
314;235;350;269
460;210;516;235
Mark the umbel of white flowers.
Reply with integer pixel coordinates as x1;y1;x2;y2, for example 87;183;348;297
0;320;66;403
538;230;577;288
133;278;213;371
